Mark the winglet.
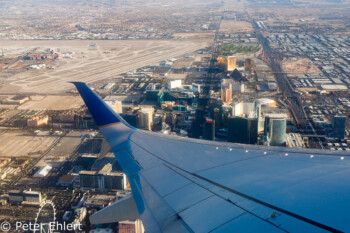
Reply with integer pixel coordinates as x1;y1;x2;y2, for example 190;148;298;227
71;82;134;129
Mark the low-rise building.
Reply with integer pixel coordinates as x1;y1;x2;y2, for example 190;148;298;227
58;175;76;187
8;190;41;204
33;165;52;177
286;133;305;148
27;115;49;128
79;165;124;191
2;96;29;105
84;195;116;210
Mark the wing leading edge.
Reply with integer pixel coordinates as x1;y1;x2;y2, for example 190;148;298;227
73;82;349;233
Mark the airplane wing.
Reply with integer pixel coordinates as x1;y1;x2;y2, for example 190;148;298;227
73;82;350;233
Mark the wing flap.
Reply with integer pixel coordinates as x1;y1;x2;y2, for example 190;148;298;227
212;214;287;233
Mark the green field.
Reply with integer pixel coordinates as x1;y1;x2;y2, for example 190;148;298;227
219;43;260;55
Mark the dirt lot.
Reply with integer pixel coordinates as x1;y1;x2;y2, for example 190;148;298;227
282;58;321;74
36;130;88;168
219;20;254;33
172;32;214;38
0;131;58;157
18;95;83;110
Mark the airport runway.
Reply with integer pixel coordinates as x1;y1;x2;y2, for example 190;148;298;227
0;39;210;94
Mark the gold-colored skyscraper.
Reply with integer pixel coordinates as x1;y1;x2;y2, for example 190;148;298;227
227;56;236;71
217;56;227;69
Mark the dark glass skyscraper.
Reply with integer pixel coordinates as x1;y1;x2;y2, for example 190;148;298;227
227;117;257;144
203;119;215;141
332;115;346;139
